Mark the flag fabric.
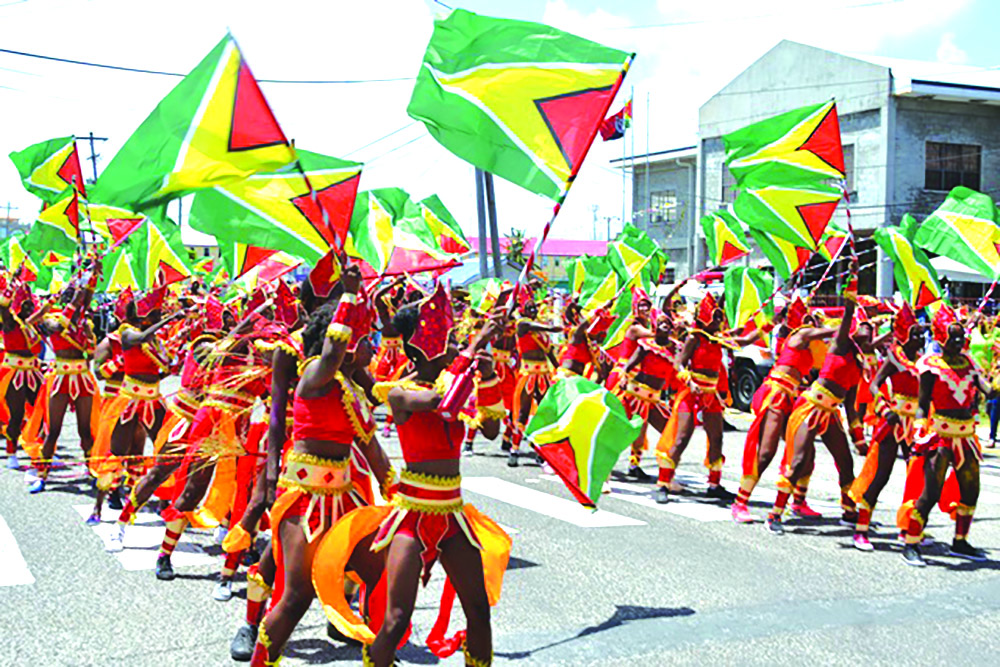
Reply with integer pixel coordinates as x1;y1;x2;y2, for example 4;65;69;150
106;216;192;289
606;224;664;291
193;257;216;274
723;267;774;331
23;190;80;256
598;290;634;358
85;203;148;245
874;214;944;308
347;188;465;277
407;8;633;202
914;186;1000;280
525;375;641;508
701;210;751;267
9;136;85;203
578;256;621;313
731;182;842;251
467;277;504;314
190;149;362;261
418;195;471;254
818;220;848;262
0;232;39;277
92;35;296;210
98;245;142;292
746;225;812;280
723;100;845;188
599;98;632;141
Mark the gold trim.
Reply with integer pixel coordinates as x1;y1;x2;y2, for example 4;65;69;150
399;469;461;489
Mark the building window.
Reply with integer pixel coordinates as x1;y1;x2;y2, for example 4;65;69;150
650;190;677;225
842;144;855;197
721;168;737;204
925;141;980;191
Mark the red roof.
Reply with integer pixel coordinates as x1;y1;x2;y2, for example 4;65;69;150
467;236;607;257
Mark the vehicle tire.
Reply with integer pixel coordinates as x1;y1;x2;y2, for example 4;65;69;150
732;364;761;413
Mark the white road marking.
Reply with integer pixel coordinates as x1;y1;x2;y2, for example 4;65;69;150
463;476;646;528
0;514;34;586
604;480;733;521
72;505;216;572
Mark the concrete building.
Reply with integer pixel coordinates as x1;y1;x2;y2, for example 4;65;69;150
619;40;1000;297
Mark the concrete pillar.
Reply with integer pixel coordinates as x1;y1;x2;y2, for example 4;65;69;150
876;86;896;297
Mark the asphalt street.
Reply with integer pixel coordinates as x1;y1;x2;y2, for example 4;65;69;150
3;404;1000;666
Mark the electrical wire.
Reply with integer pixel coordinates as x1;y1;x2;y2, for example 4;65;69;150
343;122;420;158
616;0;905;30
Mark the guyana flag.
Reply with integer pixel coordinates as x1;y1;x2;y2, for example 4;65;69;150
724;100;845;188
24;190;81;256
193;257;216;274
732;182;841;251
99;245;142;292
577;255;621;313
92;35;296;210
467;277;503;314
606;224;664;291
9;136;86;203
746;225;812;280
599;290;634;358
347;188;464;277
875;214;944;308
526;375;641;508
108;216;192;289
723;267;774;332
818;220;848;262
407;9;633;201
915;186;1000;280
190;149;362;261
418;195;471;254
701;210;750;267
0;232;40;279
85;203;147;245
218;241;299;285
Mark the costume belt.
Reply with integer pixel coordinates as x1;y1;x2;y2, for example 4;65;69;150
892;394;918;418
103;379;121;398
51;358;89;375
121;376;161;401
767;370;799;396
929;414;976;438
687;371;718;394
520;358;551;375
3;352;38;371
624;378;661;403
382;336;402;349
393;470;464;514
493;349;512;363
803;383;843;412
278;451;353;543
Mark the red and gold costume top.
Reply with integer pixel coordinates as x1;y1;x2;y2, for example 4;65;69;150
292;363;376;445
916;352;980;411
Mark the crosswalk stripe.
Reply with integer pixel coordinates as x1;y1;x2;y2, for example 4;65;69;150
602;479;733;521
0;514;35;586
72;505;216;572
463;476;646;528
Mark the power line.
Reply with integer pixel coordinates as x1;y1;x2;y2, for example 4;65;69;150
363;134;428;166
343;122;420;158
0;47;414;84
615;0;905;30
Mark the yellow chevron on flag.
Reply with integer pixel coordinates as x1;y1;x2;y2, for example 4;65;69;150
146;221;191;286
105;250;141;292
932;209;1000;274
7;235;34;273
87;203;146;241
41;250;70;267
24;140;79;197
345;191;395;270
429;63;625;191
741;185;841;249
36;193;80;242
157;39;296;200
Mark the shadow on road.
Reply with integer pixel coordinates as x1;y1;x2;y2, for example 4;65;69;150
496;604;696;660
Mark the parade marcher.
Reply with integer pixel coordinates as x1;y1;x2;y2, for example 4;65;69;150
732;297;832;523
509;296;560;467
899;305;995;566
0;277;46;471
848;302;924;551
371;276;410;437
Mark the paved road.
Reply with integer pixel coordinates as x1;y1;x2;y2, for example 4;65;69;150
3;406;1000;666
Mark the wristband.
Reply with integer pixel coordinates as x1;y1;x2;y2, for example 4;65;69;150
326;293;357;343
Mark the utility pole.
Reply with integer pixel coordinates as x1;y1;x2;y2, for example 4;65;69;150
483;172;502;279
475;168;488;279
78;132;108;185
591;205;598;240
2;203;18;240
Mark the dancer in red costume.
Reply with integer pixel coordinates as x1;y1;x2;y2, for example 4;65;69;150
899;305;994;566
732;297;832;523
372;277;409;438
249;264;392;667
765;262;869;534
491;301;518;453
848;302;924;551
559;303;615;380
508;298;560;467
30;268;99;494
654;294;759;504
0;278;46;471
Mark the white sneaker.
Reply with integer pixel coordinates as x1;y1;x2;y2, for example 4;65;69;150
214;525;228;545
23;468;39;485
107;523;126;553
6;455;20;470
213;578;233;601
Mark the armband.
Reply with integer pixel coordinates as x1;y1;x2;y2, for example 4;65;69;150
326;293;357;342
98;358;122;379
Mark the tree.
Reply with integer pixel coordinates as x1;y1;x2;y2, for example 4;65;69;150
505;227;527;265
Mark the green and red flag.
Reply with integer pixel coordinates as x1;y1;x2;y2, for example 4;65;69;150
98;245;142;292
577;255;621;313
526;375;641;508
745;224;812;280
9;136;86;203
723;100;845;188
92;35;296;210
732;182;842;251
190;149;362;261
467;277;503;314
23;190;81;256
418;195;471;254
818;220;848;262
914;186;1000;280
106;215;192;289
0;232;39;278
723;266;774;332
606;224;663;291
599;291;634;358
85;203;147;245
875;214;944;308
701;210;751;267
407;8;633;201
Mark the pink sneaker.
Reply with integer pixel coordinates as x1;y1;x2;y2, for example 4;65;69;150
731;502;755;524
790;501;822;518
853;533;874;552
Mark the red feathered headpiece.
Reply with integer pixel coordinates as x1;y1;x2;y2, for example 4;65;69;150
205;296;225;331
308;249;341;299
932;303;958;344
113;286;134;322
273;280;298;328
135;285;166;318
850;303;870;336
893;301;919;345
407;282;453;361
11;281;36;314
246;286;268;315
785;295;808;331
347;286;374;354
696;293;718;327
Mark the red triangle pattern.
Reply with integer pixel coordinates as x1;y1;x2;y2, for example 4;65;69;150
798;106;845;174
823;235;845;259
57;145;86;196
794;246;812;267
915;282;938;308
229;60;289;152
157;260;187;286
240;245;278;276
797;200;839;244
536;86;616;176
291;173;361;250
720;241;748;265
65;192;80;235
107;218;144;245
536;439;594;508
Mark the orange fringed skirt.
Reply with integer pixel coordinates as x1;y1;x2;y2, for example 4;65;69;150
21;364;102;464
741;372;797;479
90;377;165;488
512;358;553;425
0;353;43;424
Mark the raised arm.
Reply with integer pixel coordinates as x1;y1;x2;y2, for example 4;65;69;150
263;348;297;506
121;311;184;348
305;266;362;388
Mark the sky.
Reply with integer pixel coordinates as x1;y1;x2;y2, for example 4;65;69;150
0;0;994;248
